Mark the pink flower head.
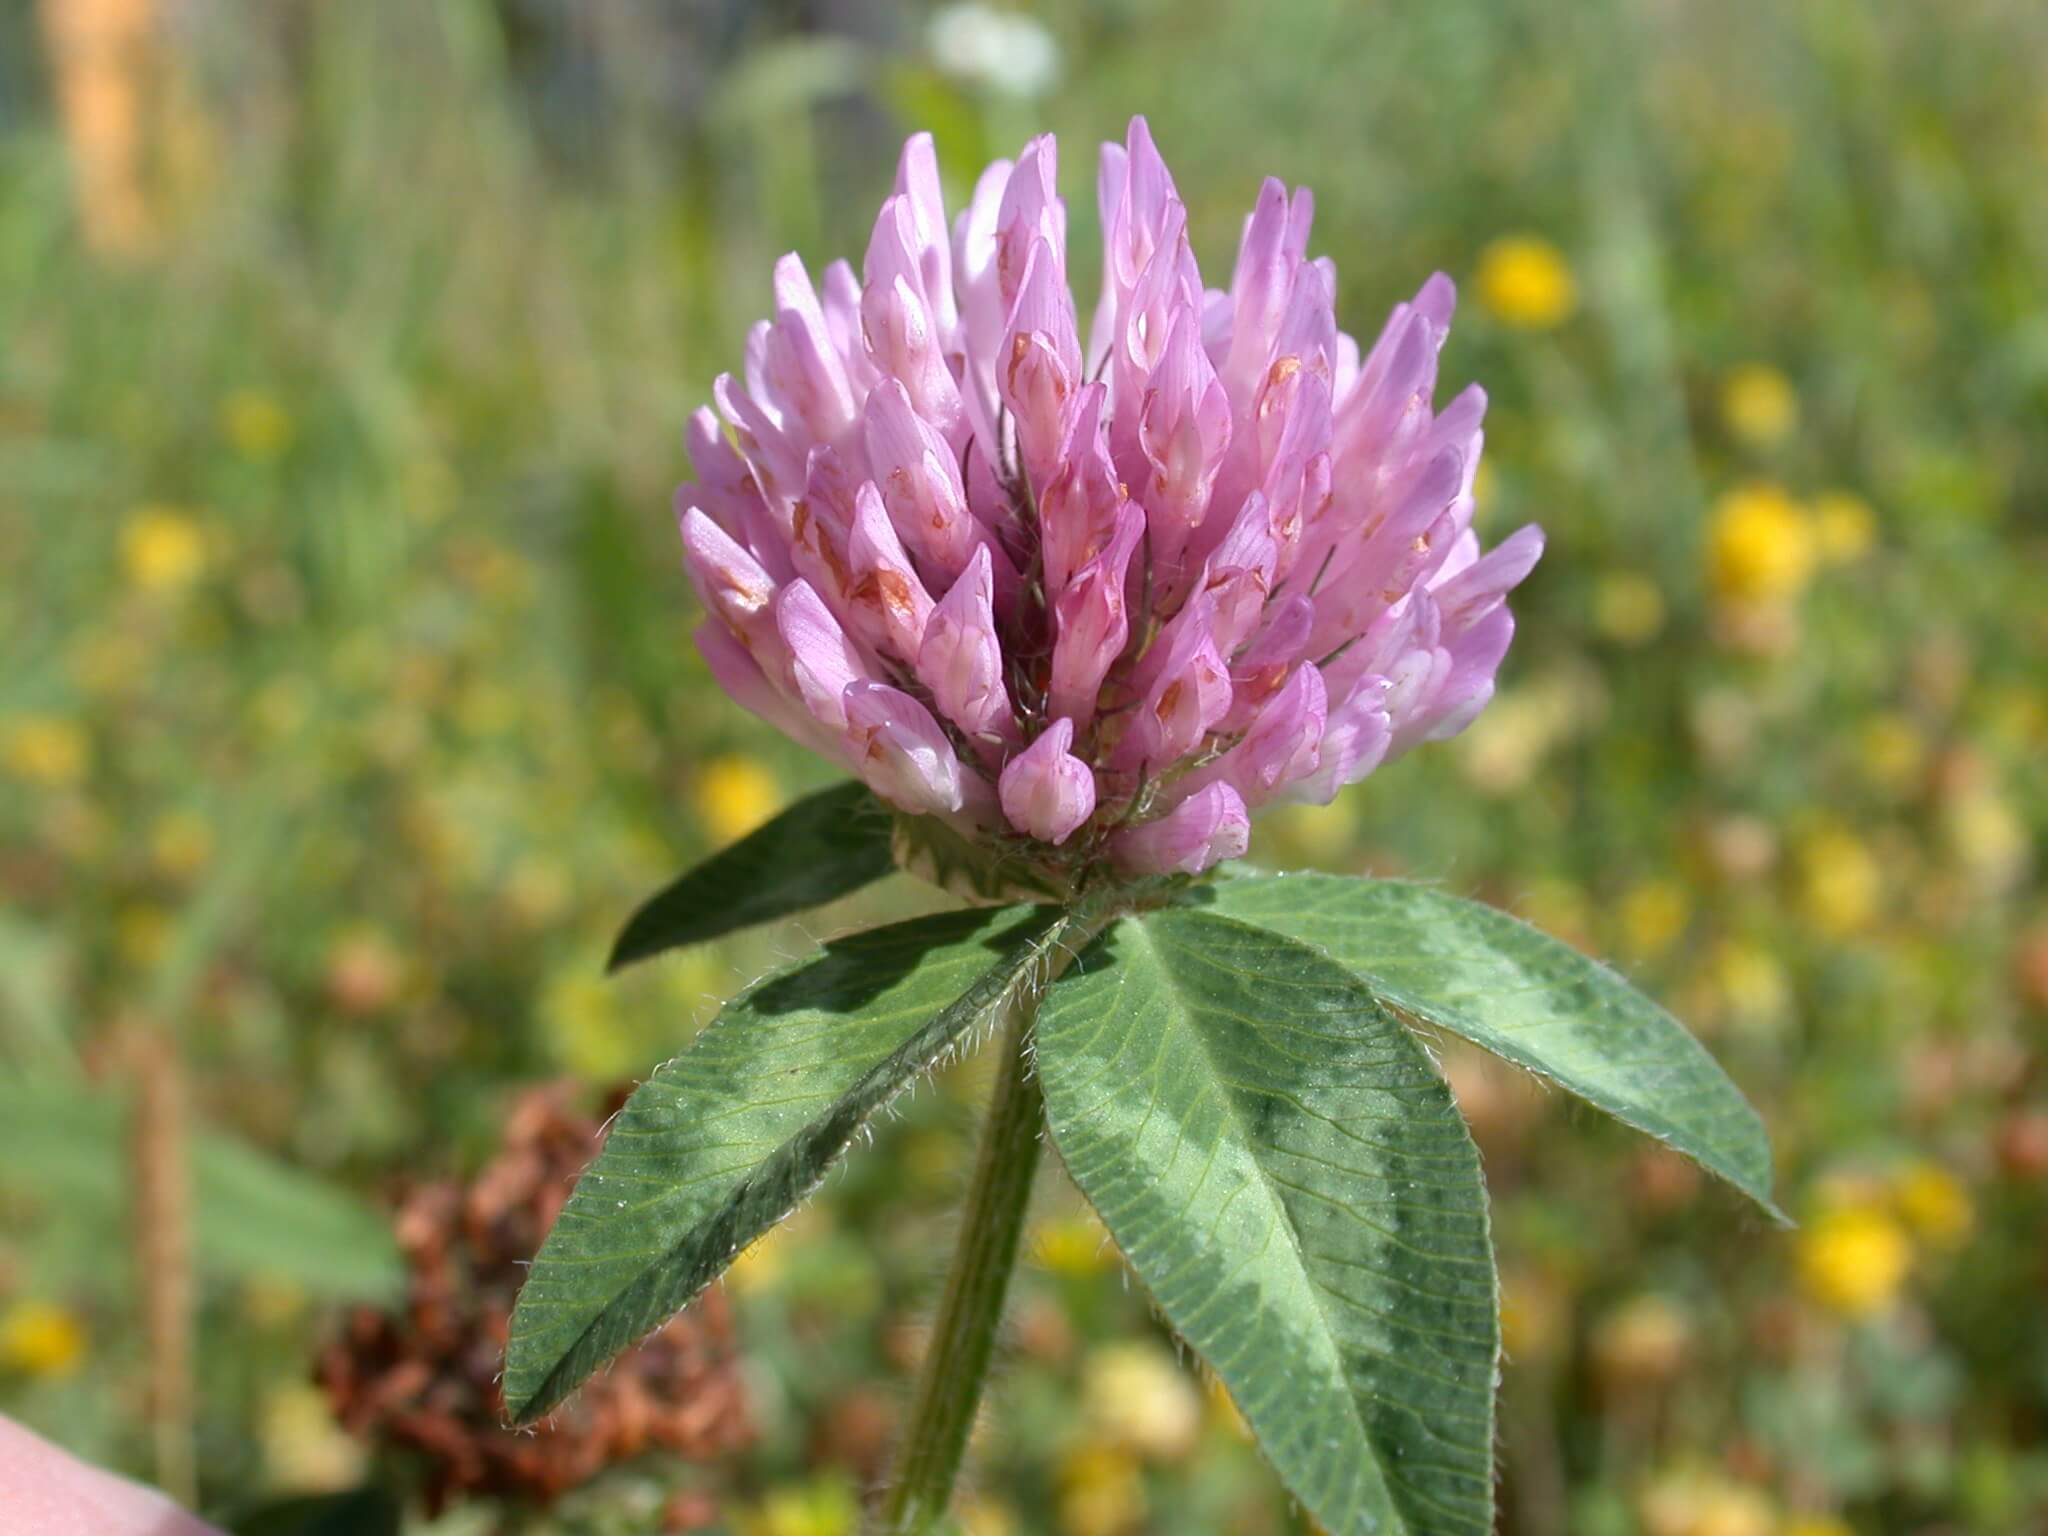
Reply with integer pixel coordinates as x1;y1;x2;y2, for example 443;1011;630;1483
676;121;1541;882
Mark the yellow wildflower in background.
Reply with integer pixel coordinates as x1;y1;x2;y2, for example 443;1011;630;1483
1812;490;1876;563
1857;713;1926;796
220;389;295;462
957;1498;1017;1536
1943;784;2029;893
1455;668;1600;796
121;505;209;595
723;1234;788;1298
0;1299;87;1378
258;1382;363;1491
1498;1266;1568;1365
1204;1374;1252;1441
740;1477;860;1536
1708;939;1791;1034
1082;1342;1202;1460
541;968;638;1081
1893;1161;1974;1248
1795;826;1881;939
1782;1518;1855;1536
1475;235;1577;329
1032;1211;1115;1277
694;755;785;842
1620;879;1691;957
1592;1295;1693;1389
1641;1472;1777;1536
726;1207;826;1297
1058;1443;1146;1536
1707;482;1815;605
1593;570;1667;646
1;715;91;787
1798;1203;1911;1318
117;904;171;971
149;810;215;880
1719;363;1799;447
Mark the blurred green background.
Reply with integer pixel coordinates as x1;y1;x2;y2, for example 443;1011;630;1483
2;1;2044;1533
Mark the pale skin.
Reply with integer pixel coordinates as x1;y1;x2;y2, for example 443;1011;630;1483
0;1416;221;1536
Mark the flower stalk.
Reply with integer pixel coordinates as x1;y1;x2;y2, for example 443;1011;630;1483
880;903;1108;1533
879;999;1041;1534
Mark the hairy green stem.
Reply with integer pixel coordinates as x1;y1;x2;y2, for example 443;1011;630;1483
879;911;1102;1533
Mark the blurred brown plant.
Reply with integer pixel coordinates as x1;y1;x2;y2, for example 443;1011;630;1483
36;0;159;258
318;1084;749;1516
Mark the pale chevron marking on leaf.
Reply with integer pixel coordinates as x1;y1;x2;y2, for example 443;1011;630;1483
1200;874;1784;1220
1038;908;1499;1536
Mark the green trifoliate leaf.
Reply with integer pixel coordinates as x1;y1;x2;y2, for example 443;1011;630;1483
1199;874;1784;1220
507;902;1080;1423
1038;908;1499;1536
608;781;895;971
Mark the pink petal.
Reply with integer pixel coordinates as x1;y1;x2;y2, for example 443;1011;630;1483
952;155;1015;457
1287;675;1392;804
994;134;1063;313
1419;604;1517;745
776;579;871;732
863;379;980;583
679;506;780;652
1048;502;1145;726
1221;659;1327;806
695;618;826;755
683;406;761;533
999;239;1082;487
1114;601;1233;771
861;269;965;446
1111;781;1250;876
1037;381;1124;602
1137;304;1233;559
1194;492;1279;656
917;545;1015;740
893;131;957;334
763;252;858;447
843;680;966;815
820;258;877;397
713;368;804;511
999;717;1097;844
844;481;935;660
1430;523;1545;632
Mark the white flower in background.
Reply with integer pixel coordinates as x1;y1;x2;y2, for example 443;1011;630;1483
927;3;1062;99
